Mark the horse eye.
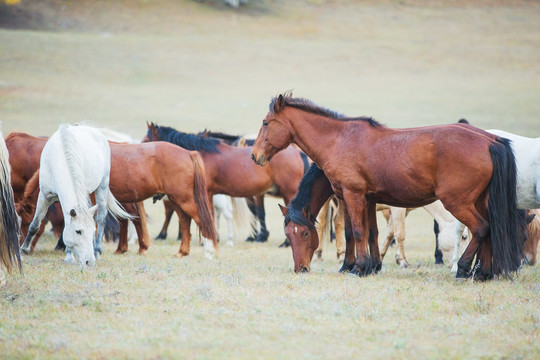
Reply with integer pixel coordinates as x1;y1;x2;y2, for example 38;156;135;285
262;121;268;127
303;231;310;238
76;230;82;235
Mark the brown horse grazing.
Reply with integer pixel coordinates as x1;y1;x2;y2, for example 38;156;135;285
253;92;525;280
6;133;150;255
279;163;355;272
143;124;308;244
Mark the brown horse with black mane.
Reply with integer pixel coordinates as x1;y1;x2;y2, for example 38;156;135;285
252;92;525;280
143;123;308;244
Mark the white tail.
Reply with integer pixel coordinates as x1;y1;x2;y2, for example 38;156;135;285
231;197;257;240
106;192;134;220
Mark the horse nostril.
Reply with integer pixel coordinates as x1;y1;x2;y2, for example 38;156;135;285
251;153;256;161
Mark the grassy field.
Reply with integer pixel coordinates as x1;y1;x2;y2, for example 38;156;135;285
1;0;539;358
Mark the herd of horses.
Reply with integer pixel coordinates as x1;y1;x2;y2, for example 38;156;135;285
0;92;539;283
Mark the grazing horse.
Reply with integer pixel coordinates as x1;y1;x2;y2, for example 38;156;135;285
143;123;307;244
252;92;525;280
21;125;132;265
0;128;22;284
16;169;150;256
8;132;150;256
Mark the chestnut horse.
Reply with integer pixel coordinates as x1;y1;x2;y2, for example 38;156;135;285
0;128;22;283
143;124;307;244
253;92;525;280
6;133;149;255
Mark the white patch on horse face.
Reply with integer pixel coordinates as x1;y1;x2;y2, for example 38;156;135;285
295;226;298;234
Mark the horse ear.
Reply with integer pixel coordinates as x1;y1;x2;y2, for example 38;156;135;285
274;94;285;113
70;209;77;218
301;205;311;219
278;204;288;216
89;204;98;217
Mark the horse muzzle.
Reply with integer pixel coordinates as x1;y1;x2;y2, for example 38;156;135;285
294;265;310;273
251;152;267;166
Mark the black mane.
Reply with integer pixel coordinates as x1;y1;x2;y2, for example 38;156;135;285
270;92;384;128
283;163;324;230
198;130;242;145
150;125;221;153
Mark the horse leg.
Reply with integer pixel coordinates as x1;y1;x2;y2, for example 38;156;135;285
367;201;381;273
254;195;269;243
132;201;151;254
379;209;394;261
342;190;372;276
115;218;129;254
451;221;467;273
314;200;330;260
93;186;109;260
29;217;48;252
174;208;192;258
444;204;489;279
156;200;175;240
334;200;346;261
245;196;258;242
392;207;409;268
433;220;444;265
21;192;54;254
339;208;355;272
220;199;235;247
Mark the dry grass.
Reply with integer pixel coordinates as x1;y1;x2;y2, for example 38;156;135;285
1;0;540;358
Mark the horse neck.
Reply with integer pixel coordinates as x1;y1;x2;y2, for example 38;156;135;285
286;108;348;168
309;174;335;216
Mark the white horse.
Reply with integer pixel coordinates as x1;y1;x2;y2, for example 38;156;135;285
487;129;540;208
20;124;131;266
379;201;468;268
0;126;22;286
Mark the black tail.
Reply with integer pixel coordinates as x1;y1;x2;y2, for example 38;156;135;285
488;138;525;277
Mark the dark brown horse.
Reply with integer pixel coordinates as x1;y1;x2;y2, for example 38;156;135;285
143;123;308;244
252;92;525;280
279;163;355;273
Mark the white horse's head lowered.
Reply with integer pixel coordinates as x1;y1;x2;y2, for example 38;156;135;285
63;205;98;266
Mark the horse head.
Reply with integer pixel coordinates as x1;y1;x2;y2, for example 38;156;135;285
280;204;319;273
252;93;294;166
63;205;98;266
142;122;159;143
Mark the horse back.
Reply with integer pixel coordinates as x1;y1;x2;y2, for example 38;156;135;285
4;132;46;200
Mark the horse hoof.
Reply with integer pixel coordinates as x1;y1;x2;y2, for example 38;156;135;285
372;261;383;273
138;250;148;255
399;261;409;269
339;263;355;273
245;235;255;242
173;253;187;259
155;233;167;240
20;246;31;255
350;265;372;277
114;250;127;255
450;264;458;273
